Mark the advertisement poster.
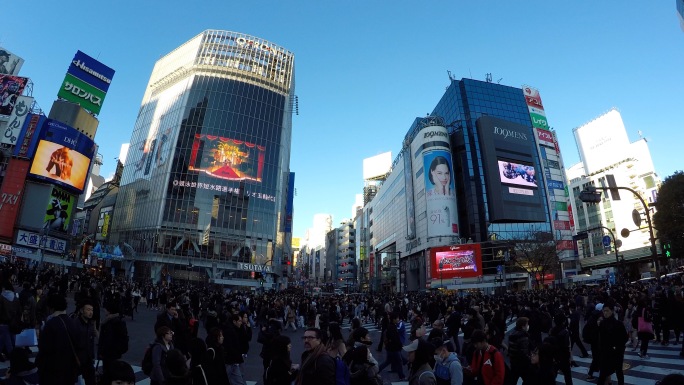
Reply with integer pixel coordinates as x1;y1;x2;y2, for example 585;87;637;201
404;150;416;239
0;75;28;116
28;119;96;193
189;133;265;182
2;95;32;145
0;47;24;75
423;150;458;236
431;244;482;279
43;187;75;232
498;160;537;188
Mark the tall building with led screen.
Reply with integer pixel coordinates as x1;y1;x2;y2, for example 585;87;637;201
110;30;295;287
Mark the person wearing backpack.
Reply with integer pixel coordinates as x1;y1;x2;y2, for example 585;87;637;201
296;328;335;385
147;326;175;385
98;300;129;375
431;338;463;385
464;330;505;385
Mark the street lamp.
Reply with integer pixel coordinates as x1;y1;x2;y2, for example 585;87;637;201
576;225;622;280
579;184;658;275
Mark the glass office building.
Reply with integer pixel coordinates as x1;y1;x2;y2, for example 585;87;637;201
110;30;295;287
432;78;552;243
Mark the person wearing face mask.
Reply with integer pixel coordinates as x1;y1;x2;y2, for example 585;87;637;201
506;317;530;385
431;338;463;385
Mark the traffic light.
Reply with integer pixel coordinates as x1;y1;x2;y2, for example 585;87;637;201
662;242;672;258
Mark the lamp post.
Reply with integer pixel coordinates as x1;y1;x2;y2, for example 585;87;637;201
576;225;621;279
579;185;658;275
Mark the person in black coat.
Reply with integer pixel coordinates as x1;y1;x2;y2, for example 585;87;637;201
548;313;572;385
221;313;247;385
377;312;406;381
596;303;628;385
155;302;185;352
36;294;84;385
98;300;129;375
204;328;229;385
297;328;336;385
568;304;589;357
507;317;531;385
265;335;299;385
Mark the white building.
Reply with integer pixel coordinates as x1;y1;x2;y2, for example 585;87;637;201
567;109;660;276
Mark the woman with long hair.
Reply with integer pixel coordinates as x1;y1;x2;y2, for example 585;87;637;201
188;337;209;385
404;339;436;385
327;322;347;358
265;335;299;385
635;296;654;359
204;327;229;385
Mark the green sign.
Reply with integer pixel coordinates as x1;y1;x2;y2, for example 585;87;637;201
530;112;549;130
555;201;568;211
57;73;107;114
44;186;75;233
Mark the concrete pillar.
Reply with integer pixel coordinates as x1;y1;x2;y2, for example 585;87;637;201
150;263;163;284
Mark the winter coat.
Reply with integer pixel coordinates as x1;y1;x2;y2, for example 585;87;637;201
470;345;505;385
433;352;463;385
408;363;436;385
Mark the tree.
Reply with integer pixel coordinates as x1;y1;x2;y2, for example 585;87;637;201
653;171;684;261
509;230;561;287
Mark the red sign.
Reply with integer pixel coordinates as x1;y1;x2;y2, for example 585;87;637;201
535;273;555;281
431;243;482;279
0;159;30;240
523;86;545;110
568;204;575;228
536;128;554;146
556;240;574;251
553;220;570;231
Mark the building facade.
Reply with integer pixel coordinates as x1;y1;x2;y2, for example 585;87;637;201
566;109;660;279
364;78;571;293
109;30;295;288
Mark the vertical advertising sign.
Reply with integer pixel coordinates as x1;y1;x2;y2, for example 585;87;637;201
284;172;295;233
0;159;30;240
0;47;25;75
56;50;115;115
410;124;459;238
14;114;45;158
403;150;416;239
369;252;375;280
43;186;75;233
1;95;32;145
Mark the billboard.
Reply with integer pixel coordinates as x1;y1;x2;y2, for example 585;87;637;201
476;116;546;223
0;47;24;75
188;133;266;182
573;109;630;174
363;152;392;180
56;50;115;115
1;95;32;145
523;86;544;110
424;150;459;235
431;244;483;279
403;149;416;239
13;114;45;158
43;187;75;233
0;75;28;116
27;119;96;193
284;172;295;233
535;128;555;147
0;159;30;240
497;160;538;188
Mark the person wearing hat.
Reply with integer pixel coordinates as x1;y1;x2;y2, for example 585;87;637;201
403;339;435;385
431;338;462;385
100;360;135;385
464;330;504;385
596;303;628;385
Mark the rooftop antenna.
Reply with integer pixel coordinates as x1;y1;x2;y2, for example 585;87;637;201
447;70;456;81
497;78;503;84
485;73;492;83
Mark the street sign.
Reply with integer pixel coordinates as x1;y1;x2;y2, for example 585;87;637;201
497;265;503;274
602;236;611;247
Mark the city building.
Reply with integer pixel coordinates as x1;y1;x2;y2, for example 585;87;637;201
323;219;356;289
362;77;573;293
109;30;296;289
566;108;660;278
678;0;684;31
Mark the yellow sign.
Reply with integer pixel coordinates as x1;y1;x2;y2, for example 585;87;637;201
101;213;110;237
292;237;300;249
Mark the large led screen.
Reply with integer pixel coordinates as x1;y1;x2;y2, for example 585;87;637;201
431;244;482;279
497;160;537;188
188;134;265;182
28;119;95;193
0;75;28;116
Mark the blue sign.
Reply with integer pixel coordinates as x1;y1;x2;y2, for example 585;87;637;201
496;265;503;274
547;180;564;191
609;272;616;285
67;50;115;93
602;236;611;247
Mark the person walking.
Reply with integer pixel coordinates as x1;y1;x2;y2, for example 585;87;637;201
265;335;299;385
296;328;336;385
74;299;98;385
377;312;406;381
548;313;573;385
431;338;463;385
404;338;436;385
465;330;505;385
222;314;248;385
568;304;589;357
634;297;654;359
149;326;174;385
596;303;628;385
204;327;229;385
98;300;129;375
506;317;531;385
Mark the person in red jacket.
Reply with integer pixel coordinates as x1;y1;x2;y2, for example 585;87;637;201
465;330;505;385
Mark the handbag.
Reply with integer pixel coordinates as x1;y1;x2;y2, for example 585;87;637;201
637;308;653;334
15;328;38;347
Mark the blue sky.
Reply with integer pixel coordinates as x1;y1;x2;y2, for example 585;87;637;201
2;1;682;239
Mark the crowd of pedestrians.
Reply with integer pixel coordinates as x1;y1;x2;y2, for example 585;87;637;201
0;259;680;385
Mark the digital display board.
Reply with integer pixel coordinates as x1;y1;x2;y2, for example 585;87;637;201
27;119;96;193
188;133;265;182
431;243;483;279
497;160;537;188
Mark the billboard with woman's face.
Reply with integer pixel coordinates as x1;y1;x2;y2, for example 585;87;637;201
423;149;459;237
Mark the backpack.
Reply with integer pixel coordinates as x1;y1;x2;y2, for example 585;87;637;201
142;343;163;376
335;356;351;385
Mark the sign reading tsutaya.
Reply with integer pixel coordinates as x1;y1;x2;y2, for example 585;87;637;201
237;262;273;273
